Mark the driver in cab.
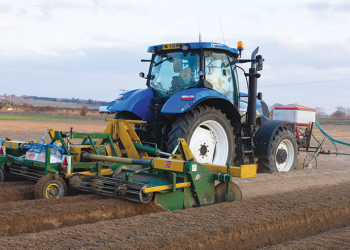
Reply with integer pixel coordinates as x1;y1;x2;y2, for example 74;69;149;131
179;58;198;85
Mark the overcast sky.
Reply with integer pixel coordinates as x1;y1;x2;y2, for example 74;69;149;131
1;0;350;114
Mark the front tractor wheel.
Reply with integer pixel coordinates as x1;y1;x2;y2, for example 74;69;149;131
257;128;297;173
167;106;234;165
34;175;67;199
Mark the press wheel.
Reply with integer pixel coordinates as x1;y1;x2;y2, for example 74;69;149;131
0;167;6;182
34;175;67;199
215;182;242;203
303;152;318;169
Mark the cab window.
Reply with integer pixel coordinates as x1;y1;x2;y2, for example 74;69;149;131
204;52;234;102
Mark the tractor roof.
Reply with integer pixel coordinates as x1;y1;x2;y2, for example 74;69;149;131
147;42;239;57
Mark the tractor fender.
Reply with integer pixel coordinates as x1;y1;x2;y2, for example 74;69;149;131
161;88;241;122
107;89;154;121
253;120;292;158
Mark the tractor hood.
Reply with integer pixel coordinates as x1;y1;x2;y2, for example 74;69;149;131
238;92;269;120
107;89;154;121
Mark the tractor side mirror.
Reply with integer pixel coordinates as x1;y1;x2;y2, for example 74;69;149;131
222;69;231;77
256;55;264;71
139;72;147;79
257;92;263;100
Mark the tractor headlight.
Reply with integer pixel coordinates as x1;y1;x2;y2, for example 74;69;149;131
181;44;190;51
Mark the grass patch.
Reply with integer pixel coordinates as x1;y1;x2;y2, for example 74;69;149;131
0;114;102;121
317;119;350;125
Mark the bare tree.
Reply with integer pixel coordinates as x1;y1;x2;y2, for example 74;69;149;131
2;99;9;108
331;106;347;118
80;105;89;120
21;102;35;114
314;107;327;117
346;107;350;118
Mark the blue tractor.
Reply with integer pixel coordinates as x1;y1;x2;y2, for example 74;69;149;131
108;42;297;173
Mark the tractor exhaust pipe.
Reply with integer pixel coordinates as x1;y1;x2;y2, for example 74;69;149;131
246;47;260;164
247;46;259;129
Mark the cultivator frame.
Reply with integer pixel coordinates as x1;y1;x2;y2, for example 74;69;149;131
0;119;256;210
294;121;350;169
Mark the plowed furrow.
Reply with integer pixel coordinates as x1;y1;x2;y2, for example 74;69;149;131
0;194;164;237
0;181;35;202
265;225;350;249
0;182;349;249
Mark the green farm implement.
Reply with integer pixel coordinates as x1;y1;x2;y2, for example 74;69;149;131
0;119;256;210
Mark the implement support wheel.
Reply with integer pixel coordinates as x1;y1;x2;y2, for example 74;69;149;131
34;175;67;199
215;182;242;203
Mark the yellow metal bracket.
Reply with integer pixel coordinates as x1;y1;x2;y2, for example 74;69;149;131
179;138;197;161
143;182;191;193
95;119;149;159
204;163;257;178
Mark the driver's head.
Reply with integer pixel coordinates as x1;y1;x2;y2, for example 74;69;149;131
188;56;199;70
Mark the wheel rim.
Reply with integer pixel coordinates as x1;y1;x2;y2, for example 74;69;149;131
275;139;295;172
189;120;228;165
45;183;61;198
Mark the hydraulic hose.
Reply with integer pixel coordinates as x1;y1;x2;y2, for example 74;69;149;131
314;119;350;154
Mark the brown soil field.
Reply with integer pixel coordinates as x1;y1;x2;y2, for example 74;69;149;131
0;120;350;249
0;120;107;141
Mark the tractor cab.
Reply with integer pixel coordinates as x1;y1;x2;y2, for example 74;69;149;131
141;42;240;107
108;41;268;156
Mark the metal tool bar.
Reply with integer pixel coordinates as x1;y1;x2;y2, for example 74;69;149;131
81;152;152;167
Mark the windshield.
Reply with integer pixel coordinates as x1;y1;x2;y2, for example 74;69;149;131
149;51;200;97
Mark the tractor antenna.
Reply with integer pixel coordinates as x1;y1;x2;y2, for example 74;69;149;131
219;18;225;44
196;0;202;43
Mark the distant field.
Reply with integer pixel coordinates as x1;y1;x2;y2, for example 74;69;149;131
11;99;100;109
0;114;102;121
317;118;350;125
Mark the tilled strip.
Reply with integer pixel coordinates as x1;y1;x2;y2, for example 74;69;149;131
0;194;164;237
0;181;35;202
0;182;349;249
264;225;350;249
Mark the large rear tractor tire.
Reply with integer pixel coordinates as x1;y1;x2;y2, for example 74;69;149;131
34;175;67;199
167;106;234;165
257;128;297;173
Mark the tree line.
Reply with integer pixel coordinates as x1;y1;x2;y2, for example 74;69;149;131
315;106;350;118
1;94;109;106
20;95;109;105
